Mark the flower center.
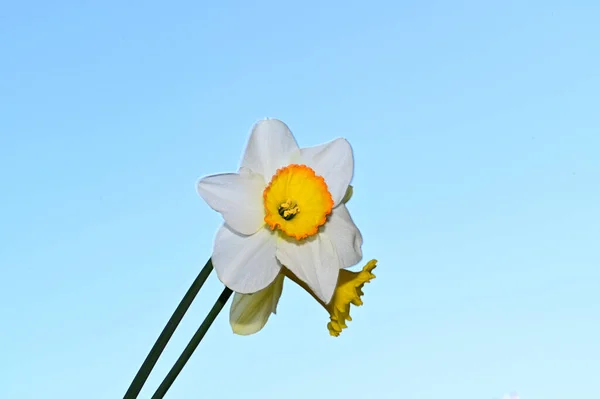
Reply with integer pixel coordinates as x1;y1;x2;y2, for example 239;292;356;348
263;164;334;240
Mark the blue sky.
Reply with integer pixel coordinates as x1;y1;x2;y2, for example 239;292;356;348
1;1;599;398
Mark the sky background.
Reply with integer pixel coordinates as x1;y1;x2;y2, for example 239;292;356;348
1;1;599;398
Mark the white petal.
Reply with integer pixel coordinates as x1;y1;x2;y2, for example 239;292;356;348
322;204;363;269
197;172;265;235
240;119;300;180
213;224;281;293
230;274;284;336
297;138;354;206
275;234;340;304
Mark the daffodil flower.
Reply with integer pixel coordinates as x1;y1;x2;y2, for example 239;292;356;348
197;119;362;303
230;260;377;336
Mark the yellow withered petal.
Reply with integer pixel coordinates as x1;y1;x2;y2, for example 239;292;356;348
325;260;377;336
282;259;377;337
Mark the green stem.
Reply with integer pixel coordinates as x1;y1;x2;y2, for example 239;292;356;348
123;259;214;399
151;287;233;399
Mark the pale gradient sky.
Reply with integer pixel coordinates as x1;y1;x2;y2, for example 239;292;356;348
1;1;599;398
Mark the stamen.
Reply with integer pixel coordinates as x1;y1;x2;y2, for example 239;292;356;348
278;199;299;220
